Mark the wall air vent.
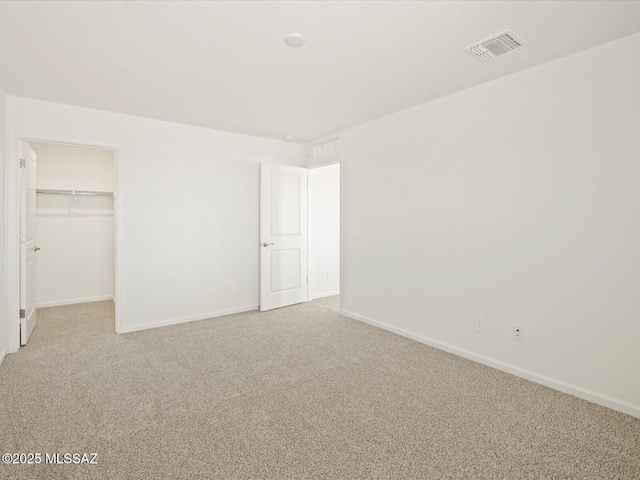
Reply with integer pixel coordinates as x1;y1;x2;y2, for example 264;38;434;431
465;30;525;62
307;136;340;159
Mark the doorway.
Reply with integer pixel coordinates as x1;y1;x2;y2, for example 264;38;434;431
308;163;340;302
258;161;340;312
11;138;119;347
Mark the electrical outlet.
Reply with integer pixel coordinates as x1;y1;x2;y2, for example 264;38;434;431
229;285;234;294
474;314;485;333
327;271;333;281
513;324;523;341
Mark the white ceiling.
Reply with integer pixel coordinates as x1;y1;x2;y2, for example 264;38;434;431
1;1;639;143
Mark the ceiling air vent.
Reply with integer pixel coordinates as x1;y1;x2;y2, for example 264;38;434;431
465;30;525;62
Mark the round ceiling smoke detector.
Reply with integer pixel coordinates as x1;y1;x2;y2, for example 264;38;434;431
284;33;306;47
283;134;294;142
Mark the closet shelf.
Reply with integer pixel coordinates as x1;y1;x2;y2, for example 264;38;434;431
36;208;114;217
36;189;114;197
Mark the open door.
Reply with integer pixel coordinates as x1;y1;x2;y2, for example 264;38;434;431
20;141;38;345
260;164;308;311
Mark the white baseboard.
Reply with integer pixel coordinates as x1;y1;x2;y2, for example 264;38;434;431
37;295;114;308
0;349;6;368
120;305;259;334
310;290;340;300
340;309;640;419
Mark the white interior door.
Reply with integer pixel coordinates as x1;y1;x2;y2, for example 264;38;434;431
20;141;38;345
260;164;308;311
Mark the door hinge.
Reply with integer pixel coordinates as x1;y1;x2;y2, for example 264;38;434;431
20;309;25;319
19;158;26;168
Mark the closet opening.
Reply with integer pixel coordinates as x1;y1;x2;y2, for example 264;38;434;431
18;141;117;346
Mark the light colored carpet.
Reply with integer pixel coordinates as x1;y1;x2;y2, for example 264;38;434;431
1;297;639;479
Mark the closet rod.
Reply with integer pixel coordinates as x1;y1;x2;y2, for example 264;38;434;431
36;189;114;197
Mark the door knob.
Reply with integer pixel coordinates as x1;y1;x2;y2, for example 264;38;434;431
34;246;41;252
262;242;274;247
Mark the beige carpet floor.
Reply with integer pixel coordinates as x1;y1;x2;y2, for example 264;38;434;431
1;297;639;479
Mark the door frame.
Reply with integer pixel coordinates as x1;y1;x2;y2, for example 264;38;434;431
4;133;123;353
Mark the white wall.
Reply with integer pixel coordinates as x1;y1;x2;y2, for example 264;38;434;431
33;142;114;191
5;97;305;340
31;142;114;307
0;82;6;364
340;33;640;417
308;163;340;299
